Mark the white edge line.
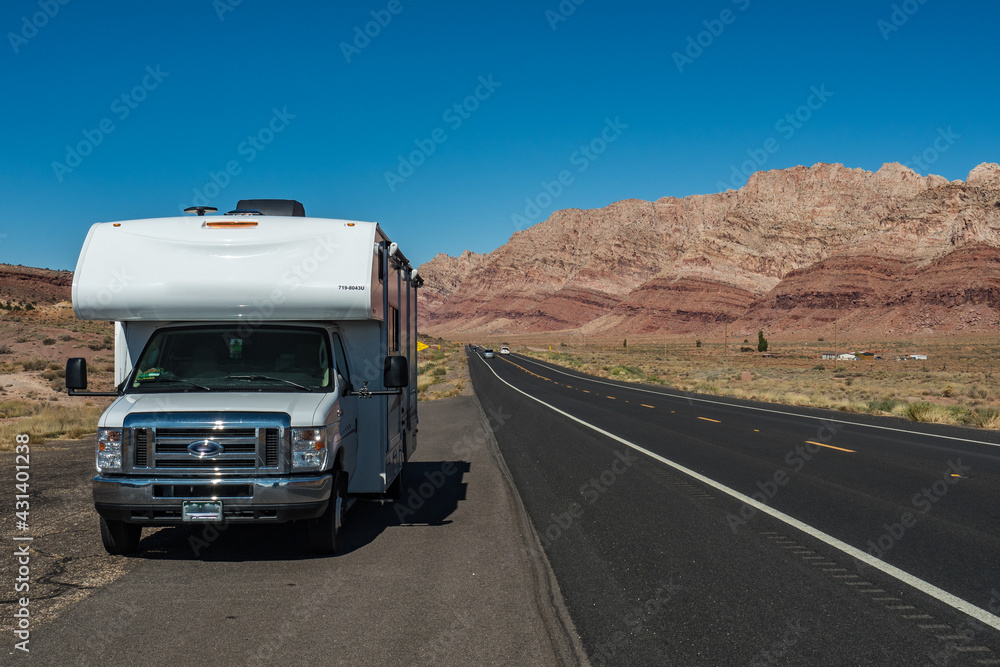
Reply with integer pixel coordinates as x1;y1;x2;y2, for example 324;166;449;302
477;354;1000;632
508;354;1000;449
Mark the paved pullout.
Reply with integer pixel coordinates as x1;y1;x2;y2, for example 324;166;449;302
5;396;586;666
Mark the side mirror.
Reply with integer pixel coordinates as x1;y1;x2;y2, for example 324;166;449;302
384;355;409;388
66;358;88;391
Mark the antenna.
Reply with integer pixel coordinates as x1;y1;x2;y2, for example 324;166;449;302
184;206;218;217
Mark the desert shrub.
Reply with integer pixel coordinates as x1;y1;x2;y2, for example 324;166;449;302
970;407;1000;429
867;398;899;414
941;385;955;398
968;385;988;400
905;402;934;422
609;365;642;377
21;358;48;371
42;338;56;345
812;364;825;371
0;345;10;355
0;400;38;419
87;335;114;351
59;334;73;341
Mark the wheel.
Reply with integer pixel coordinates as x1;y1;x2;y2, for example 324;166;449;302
99;517;141;555
309;469;348;554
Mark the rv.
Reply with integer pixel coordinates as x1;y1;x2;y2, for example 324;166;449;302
66;199;421;555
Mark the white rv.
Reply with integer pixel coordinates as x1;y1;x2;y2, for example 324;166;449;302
66;199;421;555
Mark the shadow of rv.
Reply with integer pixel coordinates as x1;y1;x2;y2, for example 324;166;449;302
132;460;470;561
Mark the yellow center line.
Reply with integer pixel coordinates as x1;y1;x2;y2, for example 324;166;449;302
607;396;616;400
698;417;721;423
805;440;856;453
641;404;655;409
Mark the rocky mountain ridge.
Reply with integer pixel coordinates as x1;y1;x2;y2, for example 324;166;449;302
417;162;1000;338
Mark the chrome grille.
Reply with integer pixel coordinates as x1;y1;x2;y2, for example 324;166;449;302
156;428;256;439
134;429;148;467
265;428;280;467
122;413;289;475
155;457;257;469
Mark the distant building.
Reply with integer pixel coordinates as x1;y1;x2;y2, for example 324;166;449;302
907;354;928;360
837;353;858;361
821;352;836;360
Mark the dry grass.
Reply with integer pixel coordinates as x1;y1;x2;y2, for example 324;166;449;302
417;339;467;400
474;336;1000;431
0;399;109;449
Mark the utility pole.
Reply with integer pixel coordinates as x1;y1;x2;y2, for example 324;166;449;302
834;299;839;362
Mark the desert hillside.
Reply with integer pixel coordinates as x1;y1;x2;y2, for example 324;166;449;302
417;162;1000;339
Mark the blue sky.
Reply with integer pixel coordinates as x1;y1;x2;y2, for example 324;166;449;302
1;0;997;271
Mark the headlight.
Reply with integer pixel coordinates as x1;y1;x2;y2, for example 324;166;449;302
291;427;328;471
97;428;123;472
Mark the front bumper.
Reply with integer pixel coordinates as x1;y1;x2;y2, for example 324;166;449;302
93;473;332;524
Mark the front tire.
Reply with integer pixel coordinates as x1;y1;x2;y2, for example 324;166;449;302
309;469;348;554
100;517;141;555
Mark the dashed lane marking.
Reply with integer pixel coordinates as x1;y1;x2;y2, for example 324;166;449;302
506;353;1000;449
805;440;856;453
474;353;1000;633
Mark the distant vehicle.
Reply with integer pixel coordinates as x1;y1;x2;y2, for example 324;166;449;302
483;349;495;359
500;345;510;355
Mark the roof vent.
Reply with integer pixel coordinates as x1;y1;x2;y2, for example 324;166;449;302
234;199;305;217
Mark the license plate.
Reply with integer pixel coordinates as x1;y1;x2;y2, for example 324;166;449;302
182;500;223;522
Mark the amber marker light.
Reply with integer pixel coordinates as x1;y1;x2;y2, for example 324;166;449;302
204;220;259;228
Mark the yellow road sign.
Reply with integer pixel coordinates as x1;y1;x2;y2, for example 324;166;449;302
417;342;429;351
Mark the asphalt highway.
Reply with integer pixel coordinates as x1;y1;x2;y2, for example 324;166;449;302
469;349;1000;666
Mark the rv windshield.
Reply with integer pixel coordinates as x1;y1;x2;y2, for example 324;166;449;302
129;326;332;392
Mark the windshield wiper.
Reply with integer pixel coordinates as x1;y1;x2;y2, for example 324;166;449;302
225;374;313;392
135;377;212;391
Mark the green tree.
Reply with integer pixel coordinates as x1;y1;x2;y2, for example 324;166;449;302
757;330;768;353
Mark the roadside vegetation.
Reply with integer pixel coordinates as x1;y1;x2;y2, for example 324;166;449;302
416;337;467;400
0;398;109;447
480;337;1000;431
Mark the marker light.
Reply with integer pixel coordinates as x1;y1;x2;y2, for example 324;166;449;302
204;220;259;228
